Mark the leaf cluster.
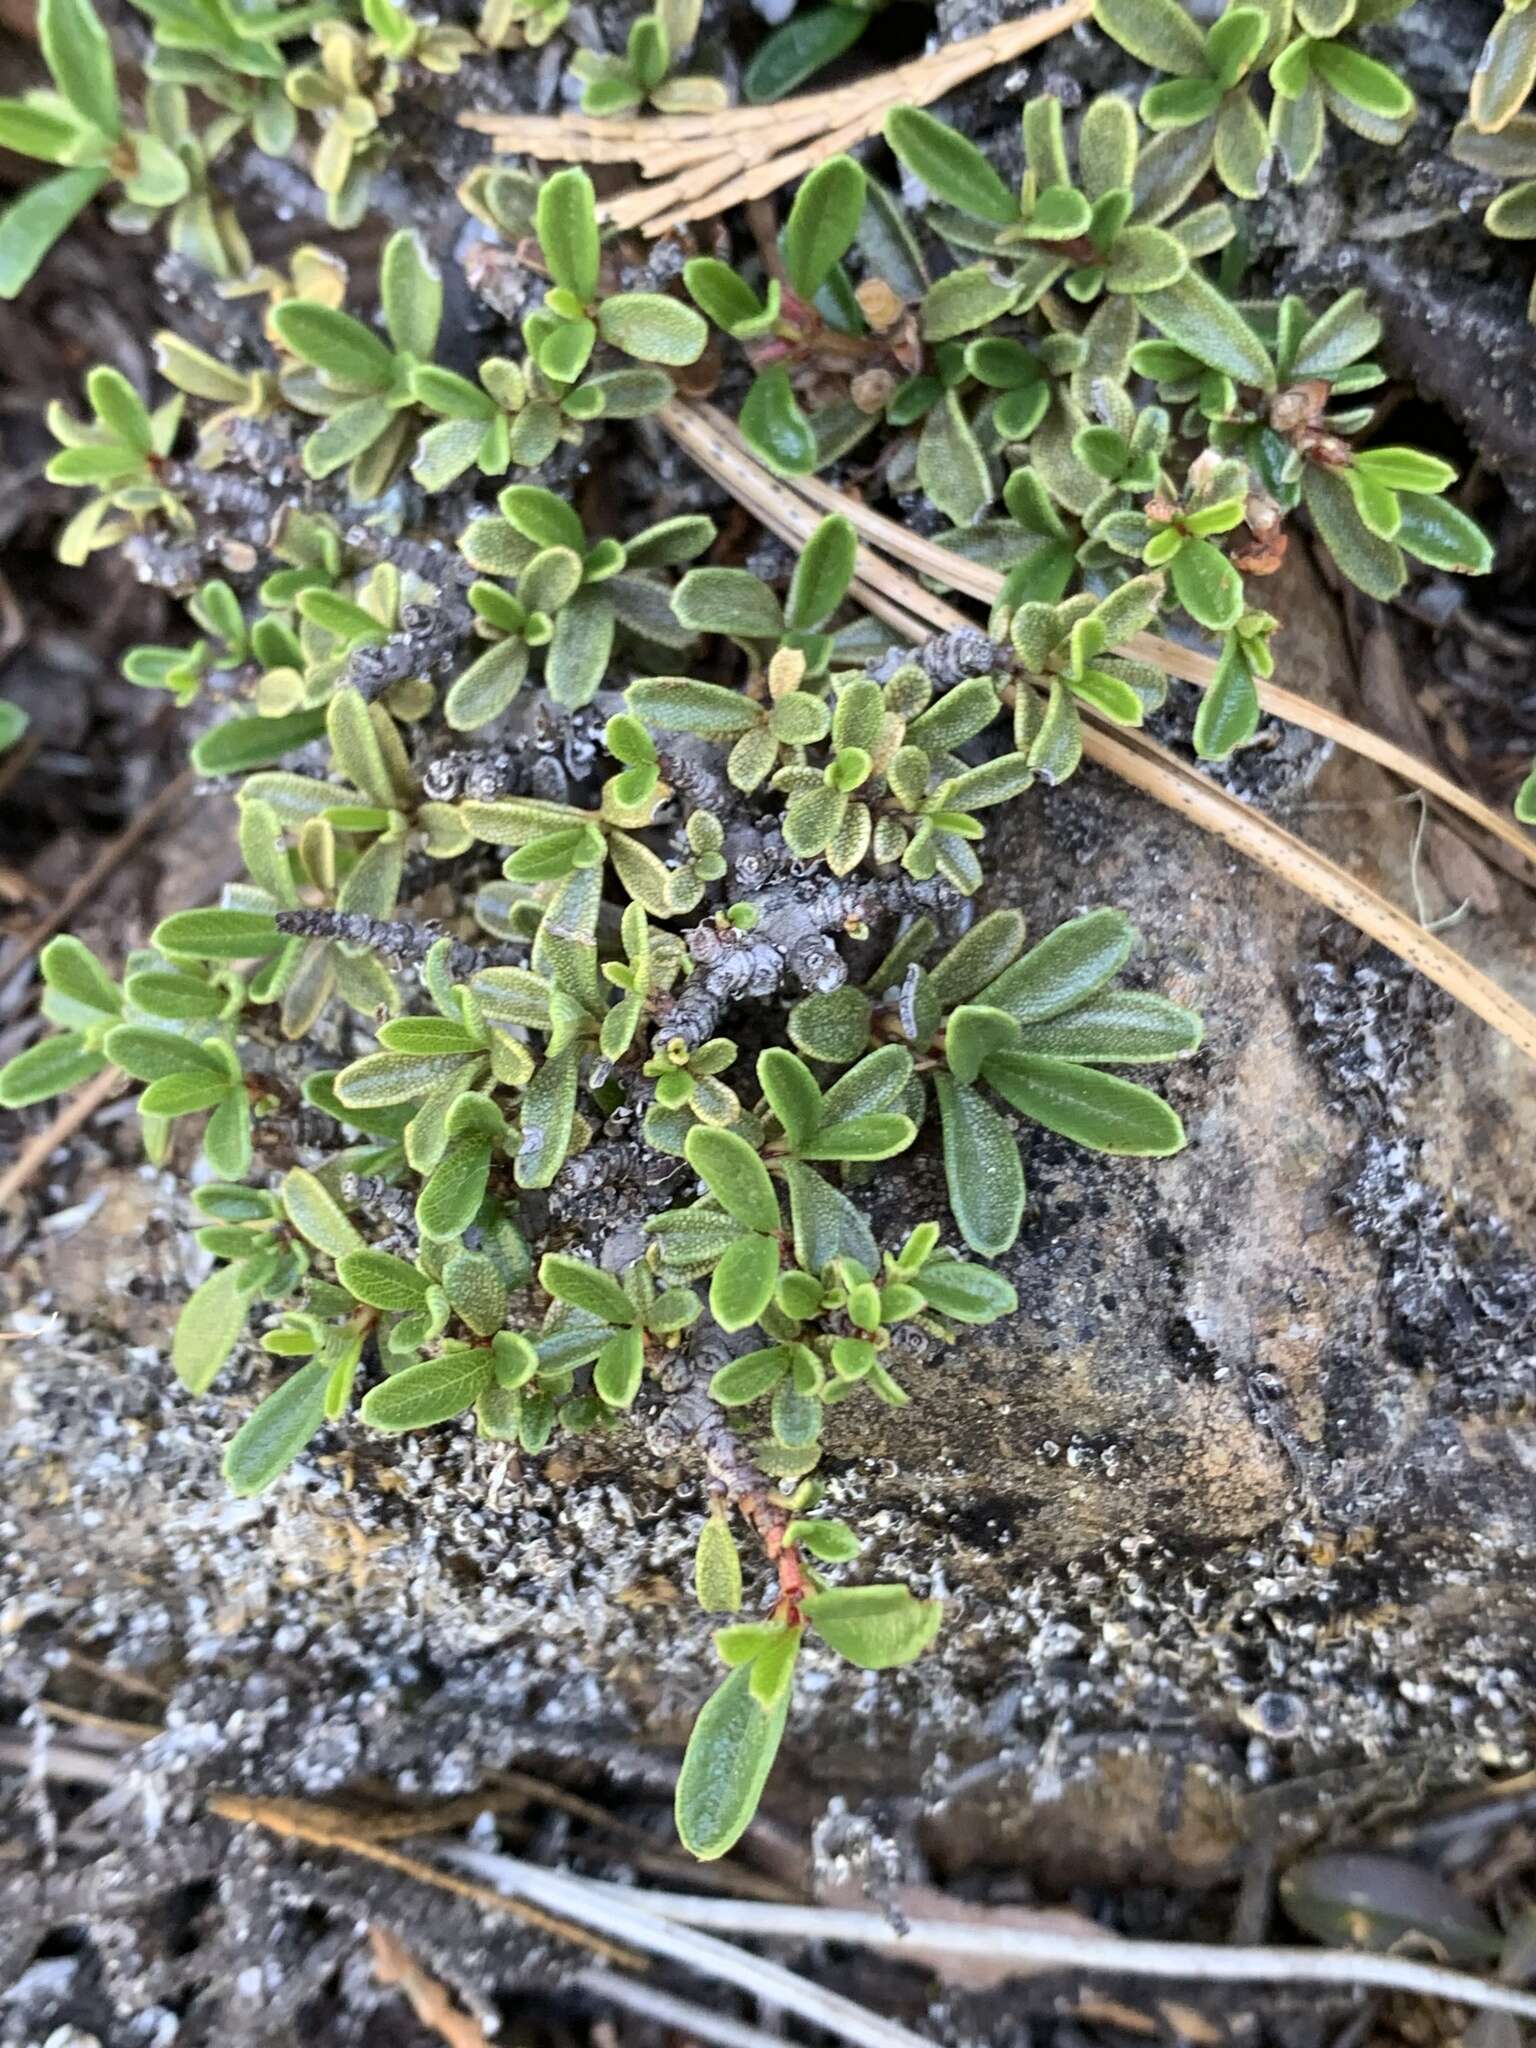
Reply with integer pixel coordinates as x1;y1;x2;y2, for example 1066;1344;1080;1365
1093;0;1416;193
452;485;715;719
789;908;1201;1256
568;0;727;115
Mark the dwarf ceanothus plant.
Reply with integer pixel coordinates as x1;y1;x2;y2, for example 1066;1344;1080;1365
0;0;1514;1862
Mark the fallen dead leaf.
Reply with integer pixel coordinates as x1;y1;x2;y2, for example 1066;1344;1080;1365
1074;1993;1160;2034
1428;822;1502;917
370;1926;493;2048
1157;1997;1226;2043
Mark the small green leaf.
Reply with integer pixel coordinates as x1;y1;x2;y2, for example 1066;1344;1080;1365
518;542;585;617
1308;39;1413;119
797;1113;915;1163
1393;491;1495;576
411;363;496;419
378;1018;481;1055
444;639;530;731
715;1620;790;1665
783;153;867;299
0;164;107;296
103;1024;229;1083
758;1047;823;1152
547;586;617;710
540;319;597;385
927;911;1026;1006
1194;635;1261;758
784;1516;859;1561
172;1261;249;1393
788;987;873;1065
945;1004;1023;1086
271;300;395;388
40;0;120;137
336;1049;478;1109
784;1158;877;1271
193;1184;278;1224
1353;446;1457;494
911;1257;1018;1323
380;226;442;361
0;166;106;299
1025;183;1092;240
597;291;708;365
518;1387;557;1452
360;1348;494;1431
1212;92;1269;197
1138;271;1275;388
748;1623;802;1707
685;1124;780;1234
594;1321;645;1406
768;1386;825;1455
1470;5;1536;133
1078;91;1139;199
710;1231;780;1332
803;1583;942;1668
675;1658;792;1860
709;1345;791;1405
817;1043;913;1123
1141;76;1224;127
695;1513;744;1611
40;934;121;1019
416;1135;494;1242
672;568;785;640
981;908;1135;1022
933;1073;1023;1258
739;364;816;476
1092;0;1207;75
281;1166;364;1259
151;908;280;959
921;263;1022;343
1171;534;1243;629
1011;989;1203;1062
785;512;857;632
1289;287;1381;378
222;1360;331;1495
1103;224;1188;294
683;256;771;333
884;105;1019;226
1302;465;1405;600
744;3;866;100
492;1330;538;1389
327;686;398;809
538;1251;634;1326
494;483;582;552
137;1070;232;1116
193;708;329;776
984;1051;1186;1154
0;97;88;164
536;165;600;305
203;1090;252;1182
87;365;151;450
917;387;992;528
337;1248;430;1311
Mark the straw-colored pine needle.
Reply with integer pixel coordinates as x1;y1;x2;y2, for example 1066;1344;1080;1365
208;1792;646;1969
656;399;1536;1065
461;2;1093;234
684;403;1536;875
